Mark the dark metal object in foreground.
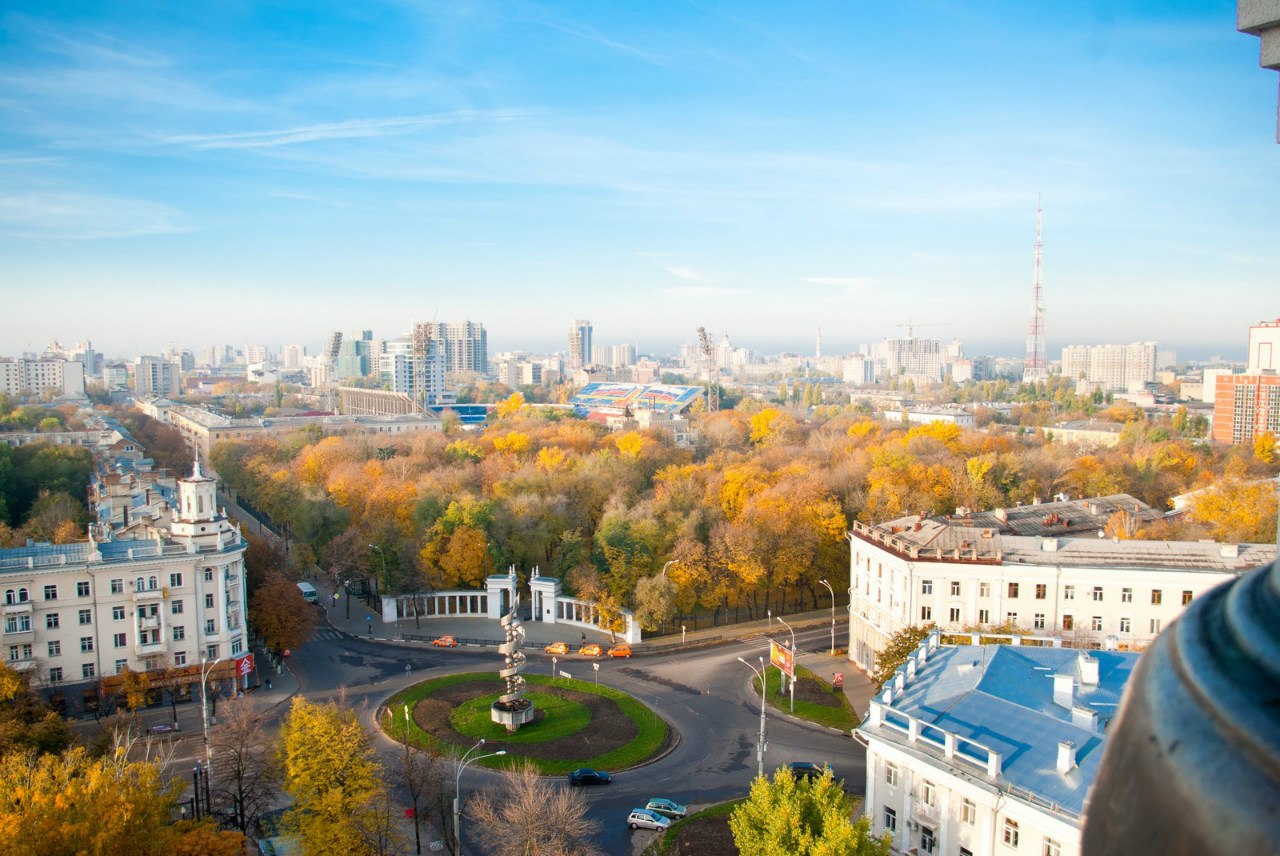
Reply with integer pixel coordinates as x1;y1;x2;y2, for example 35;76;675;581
1082;560;1280;854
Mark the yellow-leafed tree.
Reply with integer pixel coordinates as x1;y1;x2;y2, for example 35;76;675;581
279;696;402;856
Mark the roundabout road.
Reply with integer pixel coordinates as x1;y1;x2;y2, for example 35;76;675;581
288;622;864;854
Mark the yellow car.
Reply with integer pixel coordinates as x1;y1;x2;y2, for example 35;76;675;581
544;641;569;655
431;635;459;648
579;644;603;657
607;644;632;658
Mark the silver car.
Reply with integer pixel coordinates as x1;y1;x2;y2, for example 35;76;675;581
627;808;671;831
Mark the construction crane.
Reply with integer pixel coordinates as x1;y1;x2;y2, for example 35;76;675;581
895;319;950;339
696;326;719;412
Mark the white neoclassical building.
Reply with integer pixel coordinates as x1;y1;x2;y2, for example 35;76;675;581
846;495;1275;675
857;631;1141;856
1;462;249;714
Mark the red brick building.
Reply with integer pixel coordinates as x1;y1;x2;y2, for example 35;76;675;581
1213;373;1280;444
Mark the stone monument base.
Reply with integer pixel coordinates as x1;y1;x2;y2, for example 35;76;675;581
491;700;535;733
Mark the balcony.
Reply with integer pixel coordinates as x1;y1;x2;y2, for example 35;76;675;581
134;639;167;657
2;601;33;615
139;616;160;630
7;657;37;673
132;588;165;603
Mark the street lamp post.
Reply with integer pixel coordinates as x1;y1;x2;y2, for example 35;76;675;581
453;739;507;855
737;656;767;779
776;616;796;713
199;656;224;789
818;579;836;656
369;544;386;597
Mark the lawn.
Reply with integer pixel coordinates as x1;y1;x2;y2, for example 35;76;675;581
384;671;669;774
753;664;859;732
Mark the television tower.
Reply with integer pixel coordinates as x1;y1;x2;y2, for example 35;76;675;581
1022;197;1048;383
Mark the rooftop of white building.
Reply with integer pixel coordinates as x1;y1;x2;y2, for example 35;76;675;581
860;636;1142;819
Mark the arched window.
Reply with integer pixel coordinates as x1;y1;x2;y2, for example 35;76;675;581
197;494;204;514
17;588;28;603
136;577;146;593
4;590;13;605
148;576;158;591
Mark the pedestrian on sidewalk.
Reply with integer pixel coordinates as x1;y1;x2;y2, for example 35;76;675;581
581;632;587;645
368;621;373;635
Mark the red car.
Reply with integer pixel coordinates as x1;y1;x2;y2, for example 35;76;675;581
431;635;459;648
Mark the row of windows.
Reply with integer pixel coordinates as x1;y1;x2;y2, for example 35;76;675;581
5;569;232;605
45;651;193;684
919;607;1162;634
919;580;1190;605
881;801;1061;855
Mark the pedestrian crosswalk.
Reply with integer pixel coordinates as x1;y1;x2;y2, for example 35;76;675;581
314;629;344;641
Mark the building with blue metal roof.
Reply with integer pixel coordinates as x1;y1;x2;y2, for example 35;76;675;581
856;630;1140;856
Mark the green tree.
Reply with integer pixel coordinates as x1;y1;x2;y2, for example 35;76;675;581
730;766;889;856
632;573;677;631
873;625;933;690
279;696;401;856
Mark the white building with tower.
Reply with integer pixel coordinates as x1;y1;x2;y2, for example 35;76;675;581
0;460;250;715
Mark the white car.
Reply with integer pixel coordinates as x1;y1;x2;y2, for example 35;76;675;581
627;808;671;831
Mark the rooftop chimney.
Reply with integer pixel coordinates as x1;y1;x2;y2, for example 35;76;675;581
1220;544;1240;558
994;508;1009;523
1079;652;1100;686
1057;740;1077;773
1042;537;1060;552
1073;705;1100;731
1054;673;1075;709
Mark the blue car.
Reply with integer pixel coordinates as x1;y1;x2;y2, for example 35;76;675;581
568;768;612;786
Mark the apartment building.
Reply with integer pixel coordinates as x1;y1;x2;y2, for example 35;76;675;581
0;356;86;398
846;496;1273;675
1212;372;1280;445
858;630;1140;856
1;462;248;715
134;355;182;397
1060;342;1157;393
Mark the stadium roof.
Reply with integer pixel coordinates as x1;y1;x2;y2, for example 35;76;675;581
569;382;702;416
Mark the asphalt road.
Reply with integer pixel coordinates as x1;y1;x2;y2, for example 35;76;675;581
286;621;864;854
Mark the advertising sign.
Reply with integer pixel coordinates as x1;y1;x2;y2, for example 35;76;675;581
769;640;794;677
236;653;254;678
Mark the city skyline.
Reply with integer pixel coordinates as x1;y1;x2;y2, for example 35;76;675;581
2;2;1277;358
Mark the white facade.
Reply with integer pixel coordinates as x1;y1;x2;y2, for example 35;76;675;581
134;356;182;397
1246;318;1280;374
846;514;1272;675
280;343;307;369
874;338;944;383
1;464;249;714
1060;342;1157;393
0;357;86;398
568;320;592;370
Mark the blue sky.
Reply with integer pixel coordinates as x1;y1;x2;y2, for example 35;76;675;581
1;1;1276;360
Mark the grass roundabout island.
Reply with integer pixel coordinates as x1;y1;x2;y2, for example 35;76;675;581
384;671;669;774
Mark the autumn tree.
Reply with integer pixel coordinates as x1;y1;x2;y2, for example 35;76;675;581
873;625;934;690
279;696;402;856
211;695;281;834
632;573;677;631
468;760;602;856
729;766;889;856
0;662;72;757
250;572;317;654
0;745;243;855
1186;475;1279;544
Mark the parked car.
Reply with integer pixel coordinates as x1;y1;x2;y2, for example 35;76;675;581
568;768;612;786
545;641;569;655
627;808;671;831
431;635;459;647
788;761;833;781
644;798;687;819
607;644;632;658
579;643;603;656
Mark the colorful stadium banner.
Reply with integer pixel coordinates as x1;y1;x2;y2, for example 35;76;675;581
770;640;794;677
569;382;703;416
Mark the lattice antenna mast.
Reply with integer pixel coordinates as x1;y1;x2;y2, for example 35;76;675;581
1023;197;1048;382
696;326;719;412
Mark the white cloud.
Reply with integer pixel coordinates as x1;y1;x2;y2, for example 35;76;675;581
803;276;870;287
665;266;706;281
0;191;183;240
659;286;742;299
160;110;527;150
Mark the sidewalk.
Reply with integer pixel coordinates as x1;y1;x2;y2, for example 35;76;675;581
796;650;876;721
